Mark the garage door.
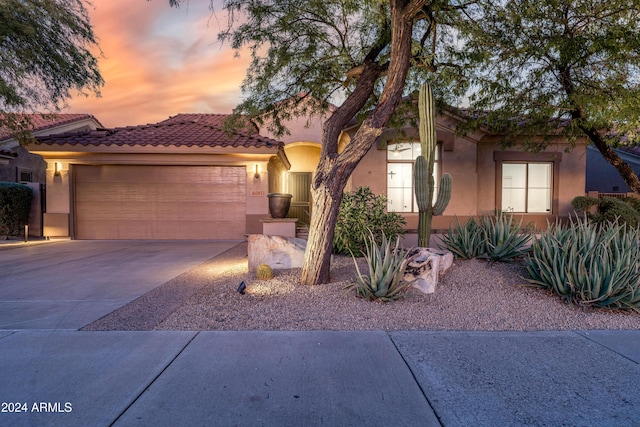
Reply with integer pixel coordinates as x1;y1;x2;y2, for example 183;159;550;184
74;165;246;239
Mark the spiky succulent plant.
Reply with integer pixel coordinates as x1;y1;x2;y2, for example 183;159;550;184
255;263;274;280
414;82;452;247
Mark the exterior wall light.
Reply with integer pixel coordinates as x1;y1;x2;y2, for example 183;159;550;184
54;162;62;176
254;164;260;179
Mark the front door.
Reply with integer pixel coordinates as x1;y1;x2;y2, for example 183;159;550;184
286;172;312;225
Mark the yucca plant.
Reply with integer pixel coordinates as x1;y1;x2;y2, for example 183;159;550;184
439;216;484;259
525;216;640;311
345;230;411;302
479;211;531;263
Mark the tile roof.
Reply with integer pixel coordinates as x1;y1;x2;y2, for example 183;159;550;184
159;113;229;127
0;149;17;158
33;114;284;149
0;113;101;141
618;145;640;158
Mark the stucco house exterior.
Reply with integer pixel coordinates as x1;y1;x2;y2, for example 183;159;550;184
346;112;587;231
268;109;587;233
26;109;588;240
30;114;289;239
1;114;104;236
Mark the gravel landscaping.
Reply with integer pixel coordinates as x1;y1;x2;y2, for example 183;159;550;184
83;242;640;332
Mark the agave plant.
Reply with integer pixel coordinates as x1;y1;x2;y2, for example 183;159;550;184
345;230;411;302
525;216;640;311
479;211;531;263
439;216;483;259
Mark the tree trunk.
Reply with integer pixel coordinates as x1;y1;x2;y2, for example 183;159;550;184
300;181;343;286
300;0;426;285
559;66;640;195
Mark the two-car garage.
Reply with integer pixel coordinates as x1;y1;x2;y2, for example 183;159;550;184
33;114;289;240
73;165;247;240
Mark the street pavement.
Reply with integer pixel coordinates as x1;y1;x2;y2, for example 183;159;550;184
1;240;639;426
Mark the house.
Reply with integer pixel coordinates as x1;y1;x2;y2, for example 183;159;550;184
0;114;104;236
268;108;587;233
586;145;640;195
343;111;587;232
30;114;289;239
27;108;587;241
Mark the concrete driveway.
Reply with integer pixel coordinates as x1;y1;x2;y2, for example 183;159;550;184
0;240;242;330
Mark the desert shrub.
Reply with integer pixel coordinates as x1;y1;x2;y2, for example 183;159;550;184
571;195;640;228
440;212;531;262
333;187;406;256
0;182;32;236
597;197;640;227
571;195;600;213
525;216;640;311
439;217;483;259
345;230;411;302
623;196;640;213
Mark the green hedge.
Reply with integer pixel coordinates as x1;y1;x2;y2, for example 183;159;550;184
0;182;33;235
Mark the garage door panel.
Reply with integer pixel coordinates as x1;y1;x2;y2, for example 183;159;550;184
76;220;245;240
76;183;245;204
77;201;242;221
76;165;245;184
74;165;246;239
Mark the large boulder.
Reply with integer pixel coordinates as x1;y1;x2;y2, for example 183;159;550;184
248;234;307;271
403;247;454;295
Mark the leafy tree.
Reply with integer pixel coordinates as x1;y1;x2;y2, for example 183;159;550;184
169;0;466;285
0;0;103;141
448;0;640;193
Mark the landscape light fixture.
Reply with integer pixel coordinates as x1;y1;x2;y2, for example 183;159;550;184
237;281;246;295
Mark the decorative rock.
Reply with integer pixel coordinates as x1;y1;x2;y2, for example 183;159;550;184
248;234;307;271
403;247;454;295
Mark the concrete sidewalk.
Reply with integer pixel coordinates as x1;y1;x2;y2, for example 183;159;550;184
1;330;639;426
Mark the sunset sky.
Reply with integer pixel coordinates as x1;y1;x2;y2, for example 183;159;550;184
66;0;251;128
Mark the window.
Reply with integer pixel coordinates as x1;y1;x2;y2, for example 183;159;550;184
18;168;33;183
501;163;552;213
495;151;561;214
386;141;439;213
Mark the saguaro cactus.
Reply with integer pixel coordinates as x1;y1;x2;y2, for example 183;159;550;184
414;82;452;247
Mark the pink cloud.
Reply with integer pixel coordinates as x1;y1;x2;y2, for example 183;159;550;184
65;0;250;127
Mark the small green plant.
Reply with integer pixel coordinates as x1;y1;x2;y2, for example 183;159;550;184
525;216;640;311
439;217;483;259
255;263;274;280
479;211;531;263
333;187;406;256
345;230;411;302
0;182;32;236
